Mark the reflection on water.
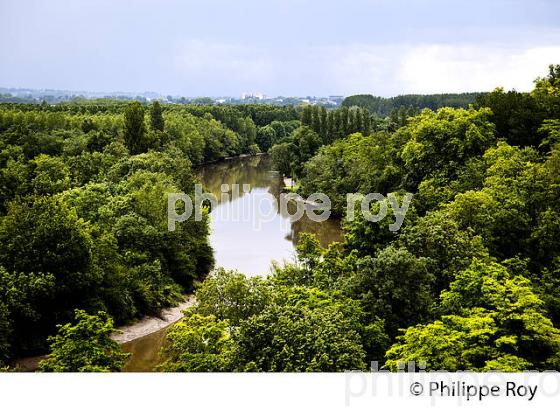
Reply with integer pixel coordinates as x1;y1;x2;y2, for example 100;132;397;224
122;326;168;372
123;155;344;371
196;155;343;276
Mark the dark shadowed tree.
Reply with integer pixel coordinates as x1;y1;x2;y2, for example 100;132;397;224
150;101;165;132
124;101;147;154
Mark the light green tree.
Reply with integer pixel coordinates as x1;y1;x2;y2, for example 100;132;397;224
385;260;560;371
40;310;129;372
159;313;233;372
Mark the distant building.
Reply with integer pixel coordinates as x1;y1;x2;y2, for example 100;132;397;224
241;92;266;100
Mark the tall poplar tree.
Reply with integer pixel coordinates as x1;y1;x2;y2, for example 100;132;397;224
150;101;165;132
124;101;147;154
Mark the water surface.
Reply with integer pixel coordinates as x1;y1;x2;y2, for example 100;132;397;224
196;155;343;276
124;155;343;370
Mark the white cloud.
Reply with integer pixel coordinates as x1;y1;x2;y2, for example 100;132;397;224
397;44;560;94
169;39;559;96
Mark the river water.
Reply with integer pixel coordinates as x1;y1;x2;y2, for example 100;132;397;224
197;155;343;276
15;155;343;372
123;155;343;371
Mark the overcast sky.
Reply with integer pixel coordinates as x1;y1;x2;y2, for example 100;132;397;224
1;0;559;97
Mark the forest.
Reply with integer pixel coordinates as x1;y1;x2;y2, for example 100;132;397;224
1;65;559;372
341;92;485;116
0;100;297;365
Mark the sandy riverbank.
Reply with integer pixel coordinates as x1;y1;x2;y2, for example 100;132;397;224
112;295;195;344
11;295;195;371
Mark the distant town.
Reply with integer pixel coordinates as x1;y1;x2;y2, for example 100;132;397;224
0;87;345;107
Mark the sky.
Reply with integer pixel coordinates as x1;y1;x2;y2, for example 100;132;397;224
1;0;559;97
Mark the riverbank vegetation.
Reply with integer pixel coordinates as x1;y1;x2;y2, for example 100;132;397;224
1;65;559;372
0;101;300;366
158;65;560;372
341;92;484;116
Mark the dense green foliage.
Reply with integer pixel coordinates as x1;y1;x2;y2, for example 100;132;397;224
150;101;165;132
160;265;373;372
0;102;245;364
0;100;302;368
342;92;484;116
40;309;129;372
158;313;233;372
386;260;560;371
160;66;560;372
270;105;378;179
2;66;560;372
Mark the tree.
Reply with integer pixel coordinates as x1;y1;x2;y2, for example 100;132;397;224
398;210;489;293
342;246;434;338
159;313;233;372
385;260;560;371
123;101;147;154
361;108;371;135
231;292;367;371
86;130;112;153
326;110;338;143
442;141;552;261
30;154;70;195
256;125;276;152
476;87;545;147
270;142;294;176
342;193;415;256
236;117;257;152
290;126;322;177
0;196;96;354
539;119;560;151
150;101;164;132
310;105;320;135
339;106;349;136
319;106;328;142
40;310;129;372
0;267;56;358
301;131;401;214
0;300;10;366
0;196;95;291
271;236;358;291
0;196;94;290
269;120;287;141
193;268;272;327
301;105;312;126
0;157;29;211
386;313;527;371
389;108;399;130
532;64;560;119
342;93;482;116
398;105;407;127
295;233;323;273
399;107;496;189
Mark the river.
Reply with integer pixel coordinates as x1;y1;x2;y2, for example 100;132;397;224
14;155;343;372
121;155;343;371
196;154;343;276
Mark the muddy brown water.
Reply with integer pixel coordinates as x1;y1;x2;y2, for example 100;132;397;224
197;155;343;276
121;326;169;372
